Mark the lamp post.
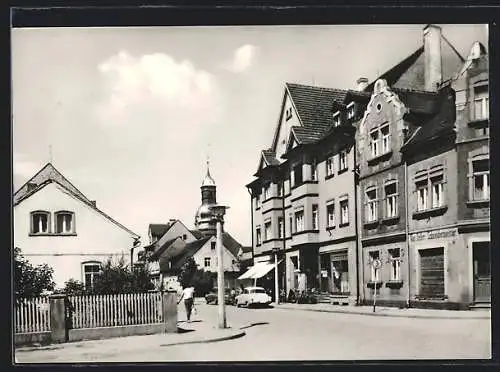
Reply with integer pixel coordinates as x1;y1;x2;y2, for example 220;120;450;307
272;247;279;305
209;204;230;329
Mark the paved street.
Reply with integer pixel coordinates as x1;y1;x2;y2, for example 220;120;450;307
16;303;491;363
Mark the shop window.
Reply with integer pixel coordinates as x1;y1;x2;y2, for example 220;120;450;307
384;181;398;218
365;187;378;222
369;251;380;282
472;158;490;201
340;198;349;225
389;248;401;281
326;156;335;177
31;211;50;234
295;209;304;232
312;204;319;230
326;201;335;228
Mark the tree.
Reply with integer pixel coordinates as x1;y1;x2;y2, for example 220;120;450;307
56;279;86;296
178;257;215;297
91;256;155;294
14;247;55;299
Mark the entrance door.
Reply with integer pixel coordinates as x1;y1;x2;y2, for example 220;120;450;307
419;247;445;299
331;250;349;295
473;241;491;303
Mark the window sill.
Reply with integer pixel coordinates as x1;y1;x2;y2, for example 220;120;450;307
325;174;335;181
262;238;283;244
367;281;383;289
367;150;393;165
363;220;379;229
385;280;404;289
292;229;319;237
256;207;261;211
29;232;77;237
256;243;262;247
466;199;490;208
339;222;350;228
338;168;349;175
468;118;489;127
381;216;400;225
412;205;448;220
326;225;336;231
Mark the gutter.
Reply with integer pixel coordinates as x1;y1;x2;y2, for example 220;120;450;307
404;155;411;308
353;139;361;306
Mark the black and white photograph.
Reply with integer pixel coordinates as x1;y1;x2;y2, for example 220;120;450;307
12;18;491;363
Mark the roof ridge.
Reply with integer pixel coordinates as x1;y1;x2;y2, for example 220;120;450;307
286;82;347;92
441;34;466;63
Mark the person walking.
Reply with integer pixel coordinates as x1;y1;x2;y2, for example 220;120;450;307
178;285;195;323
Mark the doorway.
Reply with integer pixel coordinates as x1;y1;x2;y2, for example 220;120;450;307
473;241;491;303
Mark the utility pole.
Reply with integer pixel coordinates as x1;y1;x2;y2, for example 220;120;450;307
210;204;229;329
273;247;279;305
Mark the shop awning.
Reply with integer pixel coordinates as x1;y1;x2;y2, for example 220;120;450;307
237;261;283;280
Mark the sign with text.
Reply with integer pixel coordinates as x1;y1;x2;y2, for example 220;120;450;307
410;228;457;242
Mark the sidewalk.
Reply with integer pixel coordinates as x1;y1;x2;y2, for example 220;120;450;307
275;302;491;320
16;319;245;354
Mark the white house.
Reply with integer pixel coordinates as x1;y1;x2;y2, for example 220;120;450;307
14;163;140;289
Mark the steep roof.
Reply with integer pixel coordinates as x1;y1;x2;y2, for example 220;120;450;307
14;170;140;239
190;229;205;239
170;237;211;270
241;246;253;253
262;149;280;166
221;232;243;259
14;163;92;205
291;126;324;145
286;83;348;137
149;224;170;239
366;33;464;92
149;237;180;261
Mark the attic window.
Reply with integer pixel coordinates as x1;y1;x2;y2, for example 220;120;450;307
286;107;293;121
347;102;355;119
333;111;341;127
31;211;50;234
376;103;382;112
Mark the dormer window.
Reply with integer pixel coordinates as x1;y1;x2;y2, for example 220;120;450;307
347;102;355;119
31;211;50;234
333;111;341;127
55;211;74;234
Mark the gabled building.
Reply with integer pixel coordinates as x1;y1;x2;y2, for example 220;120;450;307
13;163;140;290
138;163;246;290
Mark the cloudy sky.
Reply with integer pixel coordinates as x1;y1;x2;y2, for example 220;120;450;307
12;24;487;246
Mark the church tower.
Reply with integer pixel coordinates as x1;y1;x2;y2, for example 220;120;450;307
194;161;217;236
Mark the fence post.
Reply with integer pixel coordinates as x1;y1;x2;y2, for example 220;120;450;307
49;294;67;343
162;290;178;334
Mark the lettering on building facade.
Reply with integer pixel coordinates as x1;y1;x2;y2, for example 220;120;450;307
410;228;457;242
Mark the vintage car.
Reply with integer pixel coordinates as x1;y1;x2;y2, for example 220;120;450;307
235;286;272;308
205;288;236;305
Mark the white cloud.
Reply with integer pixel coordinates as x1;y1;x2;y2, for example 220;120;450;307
96;50;221;131
224;44;258;73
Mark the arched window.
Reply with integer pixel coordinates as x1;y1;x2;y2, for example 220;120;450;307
55;211;75;234
30;211;50;234
82;261;101;290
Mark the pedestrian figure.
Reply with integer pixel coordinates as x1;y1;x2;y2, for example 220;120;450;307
178;285;195;323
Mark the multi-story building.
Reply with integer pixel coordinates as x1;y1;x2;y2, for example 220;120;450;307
246;82;369;303
356;24;466;307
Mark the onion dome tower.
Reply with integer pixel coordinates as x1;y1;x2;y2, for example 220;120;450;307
194;160;217;236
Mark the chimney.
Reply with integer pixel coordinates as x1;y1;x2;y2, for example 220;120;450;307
423;24;443;91
356;77;369;91
90;200;97;207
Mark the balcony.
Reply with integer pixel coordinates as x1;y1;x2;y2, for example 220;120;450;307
290;181;319;203
291;229;319;246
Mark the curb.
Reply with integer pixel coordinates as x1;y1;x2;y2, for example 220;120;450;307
277;306;491;320
159;329;246;347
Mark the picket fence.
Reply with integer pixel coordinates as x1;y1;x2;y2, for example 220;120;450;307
15;297;51;334
69;292;163;329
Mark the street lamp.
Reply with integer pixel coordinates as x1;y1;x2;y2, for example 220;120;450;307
272;247;280;305
209;203;230;329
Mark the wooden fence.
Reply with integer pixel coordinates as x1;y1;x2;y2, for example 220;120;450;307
15;297;51;334
68;292;163;329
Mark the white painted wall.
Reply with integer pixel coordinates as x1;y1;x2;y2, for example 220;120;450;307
192;236;240;273
14;183;138;289
275;92;301;161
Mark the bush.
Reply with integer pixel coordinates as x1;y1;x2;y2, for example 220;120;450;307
14;247;55;300
178;257;215;297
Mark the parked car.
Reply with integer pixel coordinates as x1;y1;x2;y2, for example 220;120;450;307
236;287;272;308
205;288;236;305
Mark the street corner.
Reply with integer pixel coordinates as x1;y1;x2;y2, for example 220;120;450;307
162;322;246;347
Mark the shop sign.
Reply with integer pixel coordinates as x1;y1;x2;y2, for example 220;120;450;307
410;228;457;242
